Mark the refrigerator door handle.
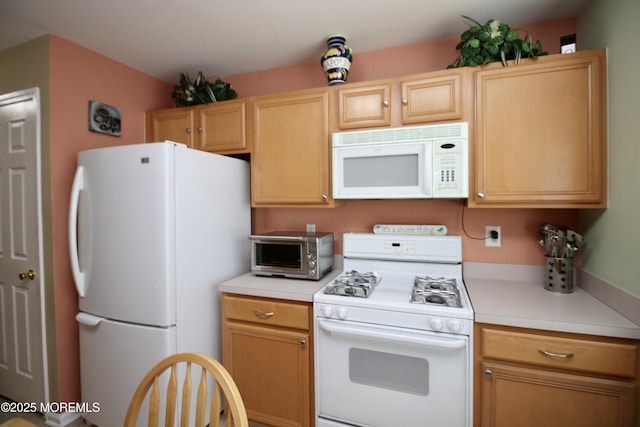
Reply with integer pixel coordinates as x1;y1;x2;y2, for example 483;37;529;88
69;166;86;297
76;312;105;327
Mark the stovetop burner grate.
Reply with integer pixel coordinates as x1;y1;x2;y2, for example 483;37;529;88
323;270;381;298
410;276;462;307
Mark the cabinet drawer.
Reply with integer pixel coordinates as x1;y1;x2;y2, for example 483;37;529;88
480;327;638;378
222;294;310;330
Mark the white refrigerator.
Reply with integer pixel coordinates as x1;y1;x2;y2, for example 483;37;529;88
68;141;250;427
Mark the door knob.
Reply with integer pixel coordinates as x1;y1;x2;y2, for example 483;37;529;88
19;269;37;281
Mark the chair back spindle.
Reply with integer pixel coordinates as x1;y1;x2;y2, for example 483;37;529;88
124;353;248;427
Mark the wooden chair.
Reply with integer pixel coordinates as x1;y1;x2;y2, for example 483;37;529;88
124;352;249;427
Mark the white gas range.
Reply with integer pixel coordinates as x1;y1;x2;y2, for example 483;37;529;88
314;233;473;427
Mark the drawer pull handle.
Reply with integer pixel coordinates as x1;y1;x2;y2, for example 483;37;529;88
254;310;275;318
539;349;574;359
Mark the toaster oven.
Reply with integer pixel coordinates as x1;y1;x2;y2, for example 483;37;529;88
250;231;334;280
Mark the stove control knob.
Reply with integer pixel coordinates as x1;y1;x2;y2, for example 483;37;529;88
447;320;462;333
336;307;348;319
321;306;334;317
430;318;443;331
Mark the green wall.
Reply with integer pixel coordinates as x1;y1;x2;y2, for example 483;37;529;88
578;0;640;298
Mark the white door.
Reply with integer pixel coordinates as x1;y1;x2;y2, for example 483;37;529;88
0;88;46;403
76;314;176;427
69;143;176;326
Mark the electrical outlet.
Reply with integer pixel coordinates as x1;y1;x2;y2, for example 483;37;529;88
485;226;501;247
306;224;316;233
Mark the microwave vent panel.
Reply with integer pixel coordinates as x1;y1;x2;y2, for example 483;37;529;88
333;122;468;147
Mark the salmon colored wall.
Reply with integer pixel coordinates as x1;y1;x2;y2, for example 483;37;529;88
252;202;579;265
48;35;172;402
226;18;575;97
44;16;577;404
227;17;580;262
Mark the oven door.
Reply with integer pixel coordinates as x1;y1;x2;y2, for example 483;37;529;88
316;318;470;427
332;142;433;199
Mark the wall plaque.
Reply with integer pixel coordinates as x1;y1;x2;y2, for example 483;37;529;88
88;101;121;136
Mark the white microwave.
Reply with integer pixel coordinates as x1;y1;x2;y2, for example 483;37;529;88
332;122;468;199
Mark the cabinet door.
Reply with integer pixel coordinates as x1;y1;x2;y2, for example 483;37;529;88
196;99;249;154
471;49;607;207
145;107;195;147
223;321;311;427
401;69;466;124
337;83;392;129
252;89;333;206
481;362;636;427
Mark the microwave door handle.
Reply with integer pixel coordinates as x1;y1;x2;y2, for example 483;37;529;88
319;320;466;349
249;235;302;241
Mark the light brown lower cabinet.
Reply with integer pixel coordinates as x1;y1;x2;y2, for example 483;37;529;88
222;293;314;427
475;323;639;427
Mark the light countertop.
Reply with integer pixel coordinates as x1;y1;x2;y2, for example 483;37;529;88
219;261;640;340
219;268;343;302
464;262;640;340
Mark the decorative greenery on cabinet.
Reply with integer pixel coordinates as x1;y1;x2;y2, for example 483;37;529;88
171;71;237;107
448;16;547;68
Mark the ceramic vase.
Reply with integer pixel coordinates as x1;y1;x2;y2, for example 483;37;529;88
321;34;353;86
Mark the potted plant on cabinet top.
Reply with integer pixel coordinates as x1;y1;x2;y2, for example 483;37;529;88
448;15;547;68
171;71;238;107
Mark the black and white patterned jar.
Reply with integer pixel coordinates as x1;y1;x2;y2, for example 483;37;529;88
321;34;353;85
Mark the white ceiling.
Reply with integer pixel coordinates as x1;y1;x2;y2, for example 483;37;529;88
0;0;587;83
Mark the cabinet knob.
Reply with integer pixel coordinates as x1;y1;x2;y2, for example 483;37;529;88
197;127;203;133
300;340;307;347
321;194;328;201
484;369;493;377
186;127;192;133
401;98;408;105
383;100;389;107
477;192;485;198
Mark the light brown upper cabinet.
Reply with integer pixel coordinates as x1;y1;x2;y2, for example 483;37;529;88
251;87;337;207
469;49;607;208
401;69;468;125
336;82;392;129
145;99;249;154
145;106;196;146
335;68;469;130
194;99;248;154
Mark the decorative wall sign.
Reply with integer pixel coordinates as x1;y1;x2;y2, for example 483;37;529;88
88;101;121;136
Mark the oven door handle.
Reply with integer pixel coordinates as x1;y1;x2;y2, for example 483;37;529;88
318;320;467;349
